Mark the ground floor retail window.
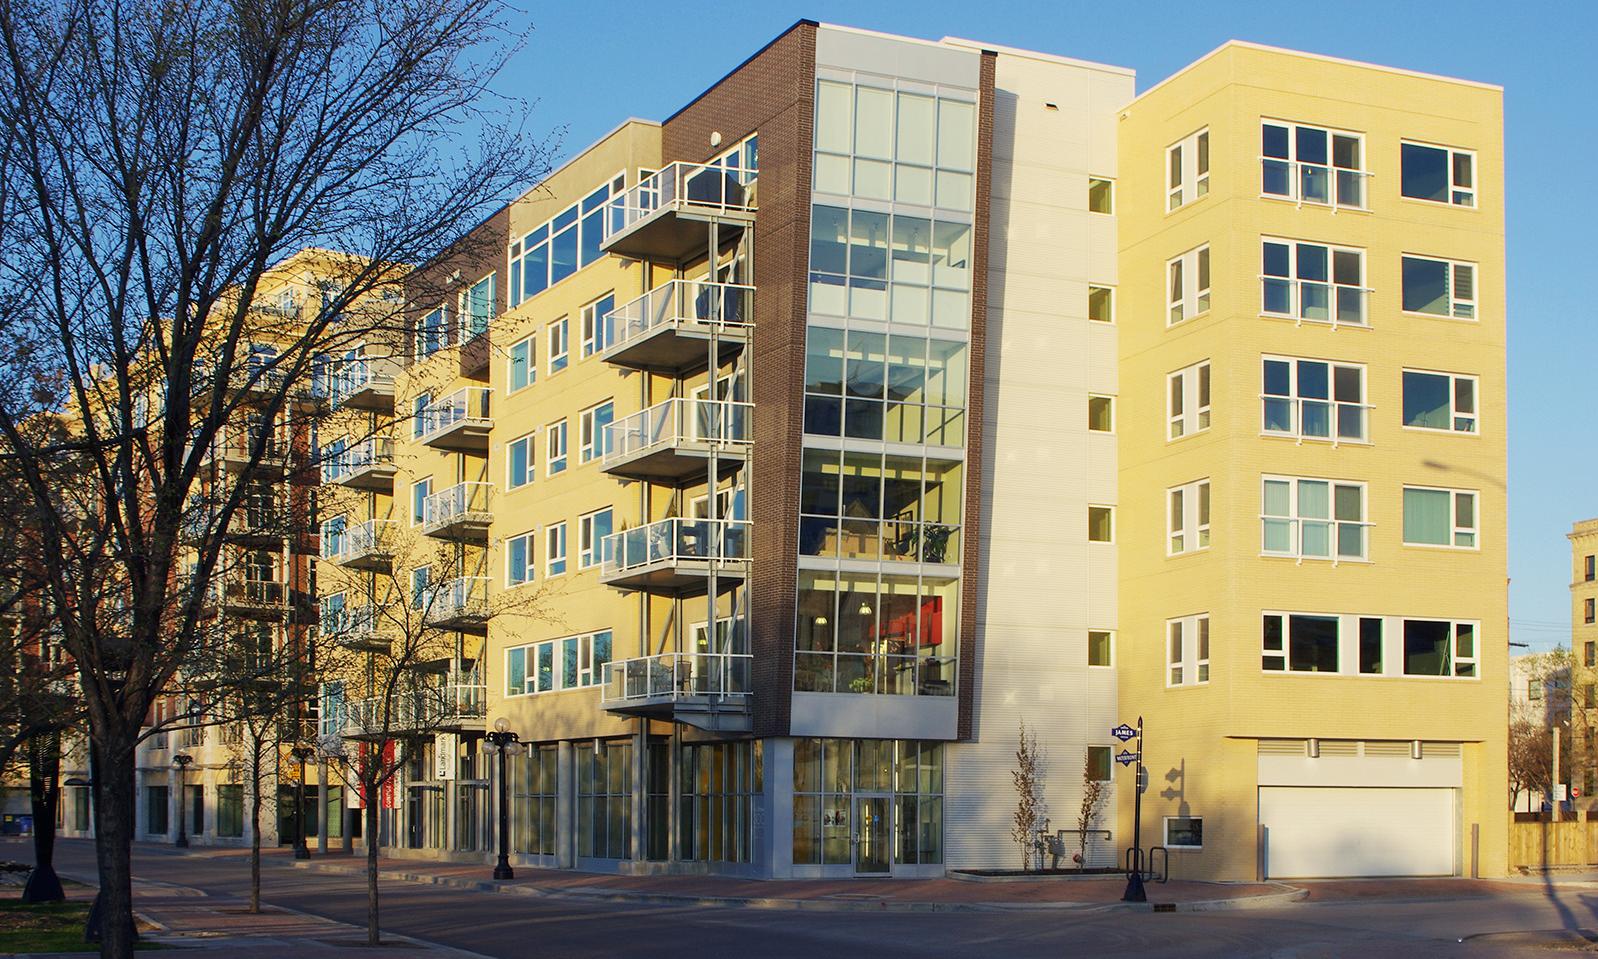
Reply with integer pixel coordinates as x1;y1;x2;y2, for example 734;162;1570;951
577;740;631;860
792;739;943;866
217;785;243;837
187;785;203;836
70;786;90;832
145;785;168;836
681;741;762;864
514;746;557;856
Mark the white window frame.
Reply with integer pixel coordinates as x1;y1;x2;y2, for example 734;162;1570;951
546;419;569;475
409;565;430;609
506;433;534;490
417;306;446;358
1260;237;1368;327
579;294;613;359
1260;611;1479;679
504;629;614;697
578;401;613;464
1087;505;1115;544
1260;355;1368;444
508;334;536;392
457;272;496;344
1401;140;1476;208
1259;119;1368;210
410;477;432;526
1261;611;1345;674
578;508;612;570
1402;485;1479;550
1167;360;1211;441
546;521;568;577
411;391;431;440
1166;128;1210;212
1401;368;1478;434
505;530;535;587
1167;479;1211;556
1164;816;1204;850
1087;629;1114;669
547;316;569;374
1087;284;1115;324
1088;394;1116;434
1261;475;1368;563
1401;254;1477;320
1166;614;1210;688
1167;245;1210;325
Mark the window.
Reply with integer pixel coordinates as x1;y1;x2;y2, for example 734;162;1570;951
1088;630;1113;668
1167;361;1211;440
417;307;446;357
1087;177;1113;214
1262;476;1367;561
1166;128;1210;211
802;330;969;445
506;531;534;587
1587;598;1595;625
1168;479;1211;556
578;508;613;569
1088;285;1114;323
1261;238;1365;325
1530;678;1545;702
546;522;568;577
1262;613;1340;673
1087;505;1114;544
410;566;430;609
458;274;495;342
1587;555;1595;582
812;77;975;212
508;335;535;391
579;402;614;463
1086;746;1113;782
411;391;431;440
1167;245;1210;324
146;785;169;836
410;478;432;525
1262;356;1366;443
548;317;569;374
1587;641;1596;668
807;203;973;328
1167;614;1210;687
580;293;615;359
1088;395;1114;433
1587;685;1597;710
217;785;243;838
508;173;624;305
546;420;568;475
1402;486;1478;549
1260;120;1366;208
506;434;534;490
1402;619;1476;677
321;516;346;558
505;630;614;696
1401;141;1475;207
1164;817;1203;849
1402;255;1476;319
798;449;963;564
794;571;958;695
1401;370;1477;433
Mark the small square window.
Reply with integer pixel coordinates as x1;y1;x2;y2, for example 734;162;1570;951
1088;630;1113;667
1088;285;1114;323
1088;506;1114;543
1165;816;1203;849
1088;177;1114;214
1086;746;1112;782
1088;395;1114;433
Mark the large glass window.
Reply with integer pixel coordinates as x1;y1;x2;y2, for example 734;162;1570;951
1401;142;1475;207
791;739;943;867
505;630;612;696
1403;620;1476;677
1262;356;1366;442
1261;239;1365;325
1167;128;1210;211
1402;256;1476;319
813;80;974;212
809;205;971;328
680;741;762;864
803;330;967;446
1167;245;1210;325
798;448;963;563
509;174;625;306
1262;613;1339;673
1167;361;1211;440
216;784;243;837
1402;370;1477;433
794;570;957;697
513;746;558;856
576;740;631;860
1403;486;1478;549
1261;120;1366;208
1262;476;1367;560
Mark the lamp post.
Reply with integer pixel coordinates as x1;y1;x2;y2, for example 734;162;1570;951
292;745;315;860
482;718;522;880
172;754;193;848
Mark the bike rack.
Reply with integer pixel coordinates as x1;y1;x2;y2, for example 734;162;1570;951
1125;845;1170;882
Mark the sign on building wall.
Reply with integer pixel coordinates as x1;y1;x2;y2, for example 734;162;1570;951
436;734;456;781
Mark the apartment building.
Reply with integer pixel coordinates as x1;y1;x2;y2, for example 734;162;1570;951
1118;44;1507;880
1567;519;1598;806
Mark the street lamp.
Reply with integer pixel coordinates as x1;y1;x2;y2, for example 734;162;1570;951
291;745;315;860
482;718;523;880
172;754;193;848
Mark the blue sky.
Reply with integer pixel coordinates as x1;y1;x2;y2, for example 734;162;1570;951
495;0;1595;652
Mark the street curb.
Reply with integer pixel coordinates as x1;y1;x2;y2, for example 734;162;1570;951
289;859;1308;914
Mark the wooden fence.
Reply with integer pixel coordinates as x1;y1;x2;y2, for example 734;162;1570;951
1509;813;1598;870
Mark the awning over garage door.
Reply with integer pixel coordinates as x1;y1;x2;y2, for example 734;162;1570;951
1259;786;1456;878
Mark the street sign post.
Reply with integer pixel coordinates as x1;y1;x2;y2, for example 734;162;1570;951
1119;716;1147;903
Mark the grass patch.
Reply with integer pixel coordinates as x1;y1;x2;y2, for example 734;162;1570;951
0;899;165;952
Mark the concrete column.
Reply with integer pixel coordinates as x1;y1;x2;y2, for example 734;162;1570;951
317;760;331;853
631;723;646;864
556;741;574;868
667;726;682;863
767;738;793;878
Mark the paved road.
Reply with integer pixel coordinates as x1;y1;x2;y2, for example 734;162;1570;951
29;840;1598;958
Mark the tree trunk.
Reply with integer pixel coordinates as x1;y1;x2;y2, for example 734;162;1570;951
365;799;380;946
22;734;63;903
90;735;138;959
248;742;262;914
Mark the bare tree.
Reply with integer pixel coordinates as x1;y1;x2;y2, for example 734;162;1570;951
1075;753;1107;871
1010;720;1044;871
1510;719;1556;811
0;0;554;952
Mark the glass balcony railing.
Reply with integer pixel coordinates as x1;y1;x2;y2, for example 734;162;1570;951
600;652;751;707
325;518;396;567
603;160;757;245
603;398;752;466
338;670;486;736
328;355;398;409
421;482;492;534
603;279;753;359
320;437;394;484
602;518;750;578
418;387;491;445
428;576;490;626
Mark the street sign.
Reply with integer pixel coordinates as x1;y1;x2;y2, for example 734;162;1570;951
1116;748;1139;767
1111;724;1137;742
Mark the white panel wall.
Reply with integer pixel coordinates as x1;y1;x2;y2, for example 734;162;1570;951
944;50;1134;871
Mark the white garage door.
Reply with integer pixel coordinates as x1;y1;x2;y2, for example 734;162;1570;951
1258;786;1456;879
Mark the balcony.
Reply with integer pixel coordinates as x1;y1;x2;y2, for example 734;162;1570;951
321;603;389;652
182;503;286;549
601;280;753;373
425;576;490;634
215;579;288;620
329;355;400;412
338;670;486;738
325;519;398;572
420;482;492;543
418;387;491;453
321;437;396;491
602;398;751;484
602;160;757;261
601;518;750;594
600;652;751;733
203;433;288;477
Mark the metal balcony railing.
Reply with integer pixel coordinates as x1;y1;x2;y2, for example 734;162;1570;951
602;279;753;369
421;482;492;539
604;161;757;240
329;354;399;409
338;671;486;736
603;398;751;467
602;518;750;577
321;437;395;485
427;576;491;628
418;387;492;446
600;652;751;706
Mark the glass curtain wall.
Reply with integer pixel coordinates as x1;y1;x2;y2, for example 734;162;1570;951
576;740;631;860
791;739;944;866
513;745;558;856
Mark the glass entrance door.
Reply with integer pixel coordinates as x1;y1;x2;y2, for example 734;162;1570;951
854;795;891;875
